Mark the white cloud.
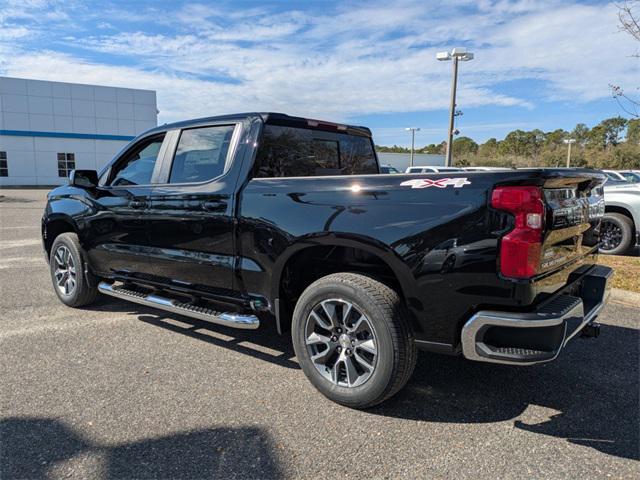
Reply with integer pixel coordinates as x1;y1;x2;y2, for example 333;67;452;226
0;0;637;125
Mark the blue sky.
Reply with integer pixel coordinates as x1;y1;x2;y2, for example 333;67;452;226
1;0;638;146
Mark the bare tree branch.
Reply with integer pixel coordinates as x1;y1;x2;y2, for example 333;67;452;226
618;1;640;43
612;2;640;116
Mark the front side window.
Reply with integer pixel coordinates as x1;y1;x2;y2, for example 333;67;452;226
109;135;165;186
0;151;7;177
57;153;75;178
168;125;236;184
255;125;376;178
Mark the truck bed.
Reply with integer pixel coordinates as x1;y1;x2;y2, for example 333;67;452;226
239;168;606;348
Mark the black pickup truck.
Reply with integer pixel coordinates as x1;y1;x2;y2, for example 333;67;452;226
42;112;612;408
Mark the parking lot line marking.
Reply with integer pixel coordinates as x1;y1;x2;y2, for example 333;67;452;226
0;239;41;249
0;316;129;339
0;256;44;269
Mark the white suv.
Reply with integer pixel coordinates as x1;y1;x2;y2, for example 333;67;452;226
602;181;640;255
405;166;464;174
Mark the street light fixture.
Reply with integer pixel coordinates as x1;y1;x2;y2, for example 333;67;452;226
405;127;421;167
563;138;576;167
437;47;474;166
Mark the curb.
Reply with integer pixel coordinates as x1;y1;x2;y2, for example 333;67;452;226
610;288;640;308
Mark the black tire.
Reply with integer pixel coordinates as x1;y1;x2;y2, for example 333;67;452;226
49;232;98;307
292;273;417;409
599;213;634;255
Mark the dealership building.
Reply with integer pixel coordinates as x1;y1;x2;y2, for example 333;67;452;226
0;76;157;186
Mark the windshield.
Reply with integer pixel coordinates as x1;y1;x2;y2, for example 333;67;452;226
604;171;626;181
620;172;640;183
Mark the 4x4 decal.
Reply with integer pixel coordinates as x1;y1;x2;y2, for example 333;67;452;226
400;178;471;189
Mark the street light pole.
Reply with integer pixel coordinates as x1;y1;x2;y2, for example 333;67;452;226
437;48;474;167
445;56;459;168
563;138;576;167
405;127;420;166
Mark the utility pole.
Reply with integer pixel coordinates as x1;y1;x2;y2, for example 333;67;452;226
445;56;458;167
405;127;420;166
563;138;576;167
437;48;474;167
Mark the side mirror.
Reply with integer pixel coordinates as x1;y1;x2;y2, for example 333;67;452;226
69;169;98;189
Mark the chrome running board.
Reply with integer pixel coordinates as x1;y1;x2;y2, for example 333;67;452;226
98;281;259;330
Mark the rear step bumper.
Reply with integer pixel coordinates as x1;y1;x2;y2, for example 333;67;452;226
98;282;260;330
461;265;613;365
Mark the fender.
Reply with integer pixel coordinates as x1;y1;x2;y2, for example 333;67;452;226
270;231;418;311
42;206;100;288
605;200;639;229
42;213;80;252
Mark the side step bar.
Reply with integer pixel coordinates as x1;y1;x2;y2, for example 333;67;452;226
98;282;260;330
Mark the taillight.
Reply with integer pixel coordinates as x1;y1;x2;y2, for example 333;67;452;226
491;186;544;279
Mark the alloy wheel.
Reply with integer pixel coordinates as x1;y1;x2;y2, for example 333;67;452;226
600;219;623;251
53;245;77;296
304;299;378;388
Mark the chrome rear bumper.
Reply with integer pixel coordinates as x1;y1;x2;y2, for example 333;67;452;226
461;265;612;365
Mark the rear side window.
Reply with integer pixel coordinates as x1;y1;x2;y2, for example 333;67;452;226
339;135;377;175
169;125;236;184
255;125;377;177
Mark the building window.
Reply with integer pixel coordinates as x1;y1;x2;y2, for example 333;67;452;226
0;152;7;177
57;153;75;178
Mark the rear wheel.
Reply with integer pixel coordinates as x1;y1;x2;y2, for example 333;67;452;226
49;233;98;307
292;273;416;409
599;213;634;255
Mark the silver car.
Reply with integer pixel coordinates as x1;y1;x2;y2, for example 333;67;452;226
602;181;640;255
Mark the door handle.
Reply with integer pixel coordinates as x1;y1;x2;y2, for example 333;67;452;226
129;199;147;209
201;200;226;211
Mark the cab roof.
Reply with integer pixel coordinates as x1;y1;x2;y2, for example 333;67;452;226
146;112;372;138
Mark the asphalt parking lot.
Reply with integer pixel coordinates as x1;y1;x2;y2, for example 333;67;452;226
1;189;638;479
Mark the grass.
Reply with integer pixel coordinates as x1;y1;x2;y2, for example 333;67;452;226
597;255;640;293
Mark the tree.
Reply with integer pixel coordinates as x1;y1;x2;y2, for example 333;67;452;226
627;118;640;144
374;116;640;169
544;129;568;147
452;136;478;156
498;129;541;157
601;117;628;146
375;144;409;153
619;0;640;45
572;123;590;145
419;143;444;154
531;129;545;154
612;143;640;168
587;125;607;149
478;138;498;158
586;117;627;149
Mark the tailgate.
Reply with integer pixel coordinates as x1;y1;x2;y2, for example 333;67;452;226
539;174;605;274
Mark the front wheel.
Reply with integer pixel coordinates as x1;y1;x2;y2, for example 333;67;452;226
292;273;416;409
49;232;98;307
599;213;634;255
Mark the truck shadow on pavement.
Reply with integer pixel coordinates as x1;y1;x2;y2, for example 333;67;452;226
90;297;638;462
371;323;639;461
87;296;298;369
0;417;284;480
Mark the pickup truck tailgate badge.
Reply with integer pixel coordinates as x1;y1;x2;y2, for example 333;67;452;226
400;178;471;189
